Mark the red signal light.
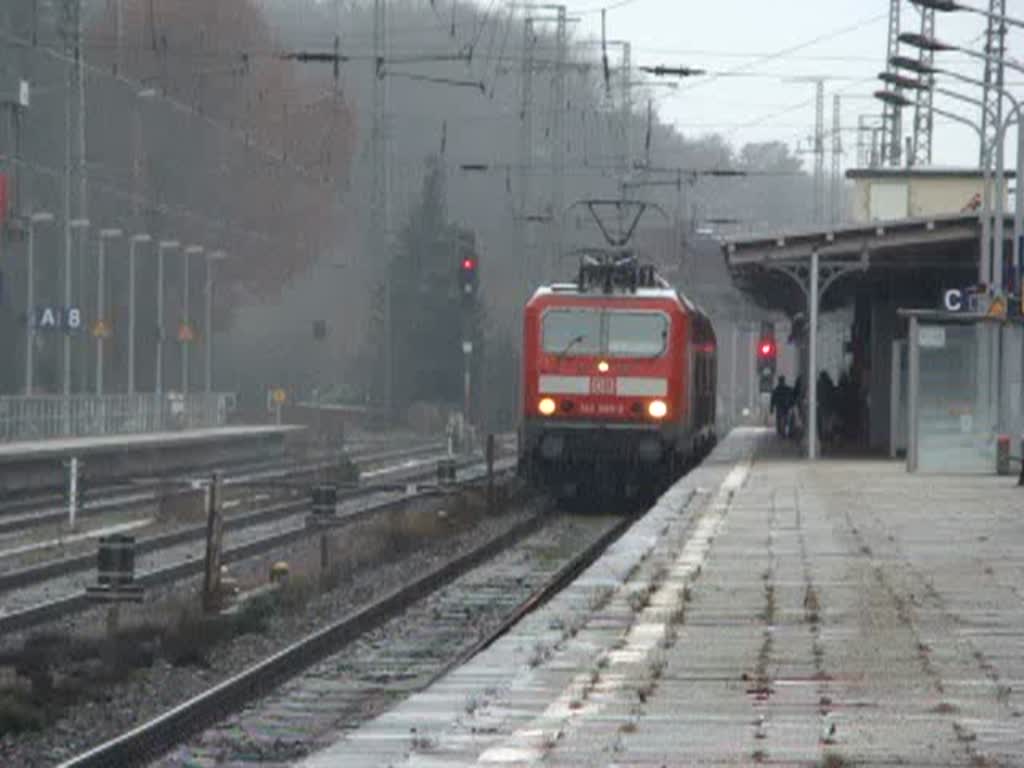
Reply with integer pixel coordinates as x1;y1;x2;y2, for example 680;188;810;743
461;257;476;271
758;339;776;358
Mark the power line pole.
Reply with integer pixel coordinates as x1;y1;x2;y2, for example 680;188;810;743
60;0;86;398
518;17;534;292
75;0;88;394
911;5;935;166
881;0;903;167
551;5;566;281
980;0;1006;170
831;93;842;226
620;41;632;186
371;0;392;414
814;79;825;224
980;0;1006;291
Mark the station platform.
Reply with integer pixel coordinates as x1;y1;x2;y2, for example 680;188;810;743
301;428;1024;767
0;425;304;495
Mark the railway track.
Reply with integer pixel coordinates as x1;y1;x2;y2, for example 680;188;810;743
0;452;506;636
0;440;446;537
57;507;631;768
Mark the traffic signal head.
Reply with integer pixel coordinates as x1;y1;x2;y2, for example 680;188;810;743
459;254;478;296
757;336;777;394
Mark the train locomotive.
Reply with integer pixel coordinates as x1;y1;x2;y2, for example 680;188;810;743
519;254;717;501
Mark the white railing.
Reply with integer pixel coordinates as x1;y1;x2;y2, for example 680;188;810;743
0;393;237;443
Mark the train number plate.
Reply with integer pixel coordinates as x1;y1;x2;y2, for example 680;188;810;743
589;377;617;396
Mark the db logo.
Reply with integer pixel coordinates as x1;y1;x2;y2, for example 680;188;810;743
589;377;617;396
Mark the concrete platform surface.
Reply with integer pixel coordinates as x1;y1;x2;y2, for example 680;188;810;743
297;428;1024;767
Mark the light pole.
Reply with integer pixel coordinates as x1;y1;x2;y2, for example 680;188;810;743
182;245;204;393
204;250;228;393
898;31;1024;292
885;67;1004;285
127;233;151;394
95;228;123;395
64;217;90;397
25;211;55;395
910;0;1024;30
155;240;180;395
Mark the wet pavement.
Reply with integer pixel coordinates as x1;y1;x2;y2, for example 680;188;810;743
294;427;1024;767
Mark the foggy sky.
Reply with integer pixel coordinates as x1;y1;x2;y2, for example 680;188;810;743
572;0;1021;170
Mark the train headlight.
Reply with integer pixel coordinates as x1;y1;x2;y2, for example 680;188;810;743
597;360;610;373
538;397;557;416
648;399;668;419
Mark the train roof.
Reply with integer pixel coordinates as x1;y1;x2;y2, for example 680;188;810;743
529;283;712;319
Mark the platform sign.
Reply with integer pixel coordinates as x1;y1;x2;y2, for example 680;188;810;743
918;326;946;349
35;306;83;332
943;289;966;312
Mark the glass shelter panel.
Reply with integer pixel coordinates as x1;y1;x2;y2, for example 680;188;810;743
915;322;997;473
1004;324;1024;463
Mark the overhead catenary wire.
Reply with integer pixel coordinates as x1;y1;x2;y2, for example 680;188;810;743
0;25;336;187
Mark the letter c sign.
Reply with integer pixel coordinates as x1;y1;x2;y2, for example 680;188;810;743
944;289;963;312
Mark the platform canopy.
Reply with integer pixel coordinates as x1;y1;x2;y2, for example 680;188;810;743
719;212;1010;316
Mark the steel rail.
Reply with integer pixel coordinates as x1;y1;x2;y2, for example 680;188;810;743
0;440;444;517
0;441;445;535
57;497;623;768
0;459;514;636
0;451;472;594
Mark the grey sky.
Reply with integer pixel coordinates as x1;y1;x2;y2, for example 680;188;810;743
574;0;1023;171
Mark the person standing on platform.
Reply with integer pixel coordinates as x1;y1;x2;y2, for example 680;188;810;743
770;376;793;437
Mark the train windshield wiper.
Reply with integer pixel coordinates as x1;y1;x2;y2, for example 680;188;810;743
556;335;586;358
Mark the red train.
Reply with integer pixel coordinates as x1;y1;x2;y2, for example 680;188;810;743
519;256;717;501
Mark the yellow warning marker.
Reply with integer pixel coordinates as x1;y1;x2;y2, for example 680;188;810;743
988;295;1007;320
92;319;112;339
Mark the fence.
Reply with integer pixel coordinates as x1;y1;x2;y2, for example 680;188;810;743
0;393;236;443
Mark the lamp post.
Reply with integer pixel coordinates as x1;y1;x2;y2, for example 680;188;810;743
204;250;228;393
892;41;1023;291
182;245;203;393
25;211;55;394
127;233;151;394
910;0;1024;30
898;31;1024;292
155;240;180;395
889;69;1003;286
64;217;90;397
95;228;123;395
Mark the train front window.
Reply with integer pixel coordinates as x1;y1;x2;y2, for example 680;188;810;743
606;312;668;358
543;309;602;357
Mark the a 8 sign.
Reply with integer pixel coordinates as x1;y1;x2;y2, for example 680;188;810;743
34;306;83;332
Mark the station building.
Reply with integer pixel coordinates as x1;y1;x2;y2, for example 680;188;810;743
721;167;1022;471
